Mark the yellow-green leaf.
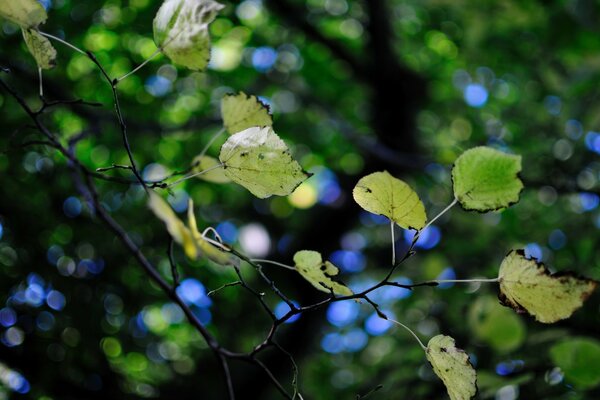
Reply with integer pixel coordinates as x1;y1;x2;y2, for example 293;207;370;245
0;0;47;28
353;171;426;230
187;200;237;266
452;147;523;212
221;92;273;135
219;126;311;198
293;250;352;296
153;0;224;71
426;335;477;400
498;250;598;323
148;191;197;259
22;28;56;69
192;155;230;184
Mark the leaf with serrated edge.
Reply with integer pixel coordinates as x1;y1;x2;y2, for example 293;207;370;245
22;29;56;69
187;199;237;266
148;192;197;259
219;126;310;198
0;0;47;28
353;171;426;230
293;250;352;296
221;92;273;135
192;155;230;184
426;335;477;400
498;250;597;323
452;147;523;212
153;0;223;71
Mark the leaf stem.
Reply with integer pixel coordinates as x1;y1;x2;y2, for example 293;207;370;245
38;67;43;98
198;127;226;159
38;31;87;55
390;220;396;266
429;278;499;284
415;197;458;240
115;48;162;83
251;259;296;271
388;318;427;350
166;163;225;188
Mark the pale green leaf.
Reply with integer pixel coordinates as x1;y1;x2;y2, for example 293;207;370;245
0;0;47;28
353;171;426;230
221;92;273;134
550;337;600;389
187;200;237;266
192;155;230;184
148;191;197;259
452;146;523;212
498;250;598;323
426;335;477;400
22;28;56;69
153;0;224;71
293;250;352;296
468;296;526;353
219;126;311;198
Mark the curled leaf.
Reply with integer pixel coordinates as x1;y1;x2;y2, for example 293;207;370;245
187;200;237;266
221;92;273;135
426;335;477;400
498;250;598;323
293;250;352;296
219;126;311;198
451;147;523;212
153;0;224;70
192;155;230;184
22;28;57;69
0;0;47;28
353;171;426;230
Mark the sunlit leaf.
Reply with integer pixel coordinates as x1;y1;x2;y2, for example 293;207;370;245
219;126;311;198
498;250;598;323
221;92;273;135
192;155;230;184
353;171;426;230
153;0;224;71
0;0;47;28
293;250;352;296
452;147;523;212
550;338;600;389
187;199;237;266
426;335;477;400
148;191;197;259
22;28;56;69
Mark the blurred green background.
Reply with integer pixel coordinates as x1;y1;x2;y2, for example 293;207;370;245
1;0;600;399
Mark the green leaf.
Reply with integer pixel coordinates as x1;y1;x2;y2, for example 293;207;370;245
468;296;526;353
0;0;47;28
426;335;477;400
153;0;224;71
353;171;426;230
451;146;523;212
22;28;56;69
148;191;197;260
219;126;311;198
221;92;273;135
498;250;598;323
550;338;600;389
293;250;352;296
192;155;230;184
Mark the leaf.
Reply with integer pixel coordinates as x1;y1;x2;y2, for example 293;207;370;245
153;0;224;71
192;155;230;184
221;92;273;135
451;146;523;212
148;191;197;260
426;335;477;400
498;249;598;323
219;126;311;198
468;296;526;353
293;250;352;296
352;171;426;230
187;199;237;266
550;337;600;389
0;0;47;28
22;28;57;69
